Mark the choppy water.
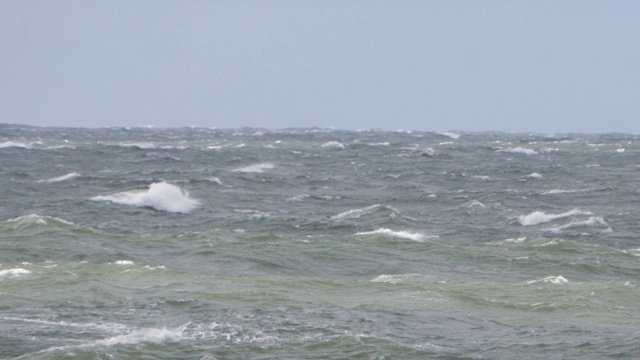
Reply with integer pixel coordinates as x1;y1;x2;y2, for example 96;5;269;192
1;124;640;359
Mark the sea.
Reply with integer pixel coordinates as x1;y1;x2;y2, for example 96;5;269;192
1;124;639;359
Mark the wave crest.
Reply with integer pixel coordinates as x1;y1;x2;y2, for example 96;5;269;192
91;182;200;214
518;209;591;226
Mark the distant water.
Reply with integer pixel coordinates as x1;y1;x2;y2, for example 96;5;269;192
1;124;640;359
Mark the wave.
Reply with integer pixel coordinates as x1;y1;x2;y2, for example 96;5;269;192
329;204;395;221
546;216;611;233
321;141;345;149
356;228;434;242
541;189;577;195
232;163;274;173
370;274;425;284
112;260;134;266
0;267;31;277
518;209;592;226
526;275;569;285
115;142;156;149
501;147;538;155
90;182;200;214
0;141;32;149
437;131;461;139
93;327;183;346
37;172;81;183
465;200;486;208
3;214;77;229
15;326;184;358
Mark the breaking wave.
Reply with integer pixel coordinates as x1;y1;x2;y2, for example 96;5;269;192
232;163;275;173
356;228;433;242
37;172;81;183
90;182;200;214
518;209;592;226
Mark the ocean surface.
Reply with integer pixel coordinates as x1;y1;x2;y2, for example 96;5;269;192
1;124;640;359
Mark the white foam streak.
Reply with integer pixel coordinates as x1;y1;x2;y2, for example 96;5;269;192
0;141;31;149
541;189;577;195
38;172;81;183
112;260;134;266
118;142;155;149
502;147;538;155
371;274;414;284
0;268;31;277
93;327;183;346
329;204;382;221
321;141;345;149
546;217;610;233
437;131;461;139
518;209;591;226
356;228;431;242
527;276;568;285
5;214;75;227
91;182;200;214
232;163;274;173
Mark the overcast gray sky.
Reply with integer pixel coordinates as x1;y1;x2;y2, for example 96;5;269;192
1;1;638;133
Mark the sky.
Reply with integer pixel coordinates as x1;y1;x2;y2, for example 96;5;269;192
1;1;639;133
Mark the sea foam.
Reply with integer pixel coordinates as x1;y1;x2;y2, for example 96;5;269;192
0;141;32;149
232;163;274;173
518;209;591;226
329;204;401;221
5;214;76;228
437;131;461;139
501;147;538;155
356;228;432;242
0;268;31;277
91;182;200;214
93;327;183;346
527;275;568;285
37;172;81;183
321;141;345;149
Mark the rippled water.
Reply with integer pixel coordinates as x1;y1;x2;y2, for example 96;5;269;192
1;124;640;359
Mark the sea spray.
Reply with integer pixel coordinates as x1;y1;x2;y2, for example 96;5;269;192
90;182;200;213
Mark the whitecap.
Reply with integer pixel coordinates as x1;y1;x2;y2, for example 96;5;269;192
0;141;31;149
356;228;432;242
501;147;538;155
321;141;345;149
232;163;274;173
329;204;384;221
527;275;568;285
90;182;200;214
465;200;486;208
93;327;183;346
437;131;461;139
5;214;75;227
420;147;437;156
234;209;271;219
526;173;543;179
546;216;610;233
112;260;134;266
370;274;411;284
0;268;31;277
367;142;390;146
286;194;310;202
541;189;578;195
207;177;223;185
517;209;591;226
37;172;81;183
118;142;156;149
